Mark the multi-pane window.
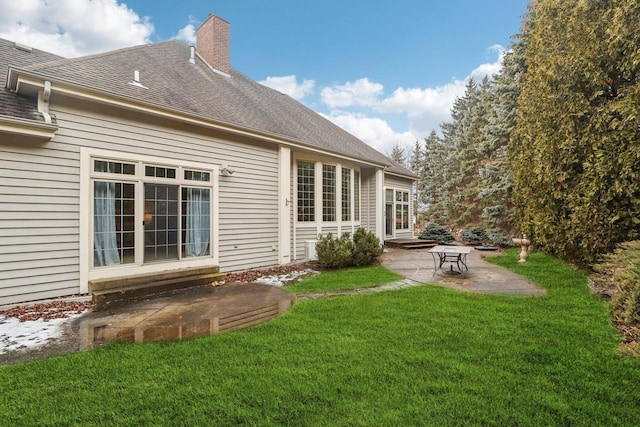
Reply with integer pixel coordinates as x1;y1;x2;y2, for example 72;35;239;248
354;171;360;221
395;190;410;230
93;181;135;266
92;156;213;269
184;170;211;182
297;162;315;222
297;161;360;224
94;160;135;175
323;165;336;222
145;165;176;179
181;187;211;258
342;167;351;221
144;184;179;262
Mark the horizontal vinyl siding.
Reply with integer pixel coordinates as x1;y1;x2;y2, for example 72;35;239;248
321;226;339;236
0;97;280;305
51;101;281;274
0;136;81;305
360;168;377;233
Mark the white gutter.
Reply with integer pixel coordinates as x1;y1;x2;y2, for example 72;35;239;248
0;114;58;139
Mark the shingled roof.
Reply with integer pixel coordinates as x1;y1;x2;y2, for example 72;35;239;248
4;37;416;177
0;39;62;122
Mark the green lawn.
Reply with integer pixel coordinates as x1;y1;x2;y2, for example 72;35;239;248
285;264;404;293
1;251;639;426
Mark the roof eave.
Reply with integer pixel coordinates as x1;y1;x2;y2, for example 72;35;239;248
10;67;390;169
384;169;419;181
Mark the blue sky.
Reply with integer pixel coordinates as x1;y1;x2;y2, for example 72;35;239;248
0;0;530;156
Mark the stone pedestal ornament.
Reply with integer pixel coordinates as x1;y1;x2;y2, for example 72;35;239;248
512;235;531;263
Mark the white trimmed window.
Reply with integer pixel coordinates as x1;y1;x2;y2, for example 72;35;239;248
296;160;360;225
297;162;315;222
354;171;360;222
90;155;215;269
395;190;410;230
322;164;337;222
341;167;351;221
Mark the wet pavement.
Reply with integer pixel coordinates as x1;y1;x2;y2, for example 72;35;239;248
66;246;543;351
71;283;295;349
379;247;545;296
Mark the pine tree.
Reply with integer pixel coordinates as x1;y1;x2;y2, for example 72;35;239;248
390;143;407;166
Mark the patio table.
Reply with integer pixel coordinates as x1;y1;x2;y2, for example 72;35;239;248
428;245;472;277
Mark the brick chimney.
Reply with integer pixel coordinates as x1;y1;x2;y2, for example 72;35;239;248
196;14;231;75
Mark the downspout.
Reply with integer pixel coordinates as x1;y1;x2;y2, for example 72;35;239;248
37;80;52;124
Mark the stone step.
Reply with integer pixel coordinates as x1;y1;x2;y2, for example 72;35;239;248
385;239;437;250
90;266;225;310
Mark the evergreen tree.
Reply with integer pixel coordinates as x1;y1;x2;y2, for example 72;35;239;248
511;0;640;266
420;130;445;214
409;140;422;175
477;8;532;234
390;143;407;166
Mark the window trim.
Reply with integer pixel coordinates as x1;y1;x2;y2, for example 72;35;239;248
394;189;410;231
296;161;315;222
294;158;361;227
80;148;219;288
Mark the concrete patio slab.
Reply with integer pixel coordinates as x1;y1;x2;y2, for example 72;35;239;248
380;247;545;296
71;283;295;348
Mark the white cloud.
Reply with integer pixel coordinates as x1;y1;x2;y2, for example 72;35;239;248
259;75;315;101
175;24;197;45
315;46;506;149
469;44;506;81
320;111;415;154
0;0;154;57
320;78;384;108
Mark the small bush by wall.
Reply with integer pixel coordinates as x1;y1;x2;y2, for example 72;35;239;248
316;228;383;269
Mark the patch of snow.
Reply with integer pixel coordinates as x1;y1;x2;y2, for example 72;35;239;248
0;312;84;355
255;269;318;287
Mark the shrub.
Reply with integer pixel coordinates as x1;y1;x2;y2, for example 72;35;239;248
486;228;516;248
418;223;455;244
315;228;383;269
461;226;488;245
352;227;384;266
593;241;640;352
315;232;353;269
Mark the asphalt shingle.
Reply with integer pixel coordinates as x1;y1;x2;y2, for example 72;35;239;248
0;39;62;122
3;38;415;177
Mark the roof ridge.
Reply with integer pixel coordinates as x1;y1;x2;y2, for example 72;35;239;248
27;39;183;71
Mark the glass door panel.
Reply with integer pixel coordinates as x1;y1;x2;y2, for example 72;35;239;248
144;184;179;262
385;203;394;237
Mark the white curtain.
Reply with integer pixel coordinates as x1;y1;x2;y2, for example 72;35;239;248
94;181;120;266
185;187;210;257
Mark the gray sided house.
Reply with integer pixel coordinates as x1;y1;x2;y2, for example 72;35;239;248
0;14;416;307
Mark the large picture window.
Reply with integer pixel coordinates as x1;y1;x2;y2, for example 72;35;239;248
91;156;214;269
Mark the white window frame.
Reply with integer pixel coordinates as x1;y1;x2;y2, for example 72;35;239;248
80;148;219;290
294;157;361;228
394;190;410;231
